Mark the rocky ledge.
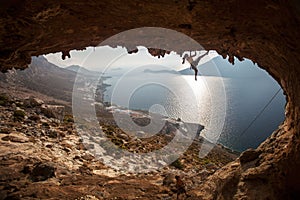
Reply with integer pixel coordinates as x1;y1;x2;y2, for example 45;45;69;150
0;93;238;199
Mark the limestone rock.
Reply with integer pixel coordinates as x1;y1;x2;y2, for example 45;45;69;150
239;148;261;164
30;162;56;182
0;127;10;134
0;95;239;199
24;96;44;107
1;133;29;143
40;104;65;121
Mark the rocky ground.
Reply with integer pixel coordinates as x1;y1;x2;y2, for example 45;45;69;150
0;92;238;200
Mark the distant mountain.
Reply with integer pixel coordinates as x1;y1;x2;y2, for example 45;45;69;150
0;55;270;103
179;56;269;78
178;68;200;76
203;56;270;78
9;56;77;102
0;56;99;102
66;65;101;77
144;69;178;74
143;68;200;76
65;65;85;72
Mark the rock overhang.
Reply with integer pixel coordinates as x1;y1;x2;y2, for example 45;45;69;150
1;0;300;199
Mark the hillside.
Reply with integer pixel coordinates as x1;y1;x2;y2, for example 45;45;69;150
0;93;238;199
0;56;101;103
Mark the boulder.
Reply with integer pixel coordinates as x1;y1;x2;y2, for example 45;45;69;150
24;96;44;107
1;133;29;143
0;127;10;134
239;148;261;164
40;104;65;121
30;162;56;182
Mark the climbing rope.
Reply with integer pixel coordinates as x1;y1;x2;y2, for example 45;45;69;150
236;87;282;140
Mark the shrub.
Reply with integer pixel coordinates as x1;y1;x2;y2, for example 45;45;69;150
13;109;26;121
63;114;74;123
0;94;9;106
171;159;184;170
201;158;211;165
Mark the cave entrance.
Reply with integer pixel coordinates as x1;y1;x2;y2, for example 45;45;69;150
43;46;286;152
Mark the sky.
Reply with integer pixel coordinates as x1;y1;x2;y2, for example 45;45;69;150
44;46;219;72
44;46;272;79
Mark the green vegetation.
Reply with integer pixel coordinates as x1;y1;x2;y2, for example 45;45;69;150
13;109;26;121
0;94;9;106
170;159;184;170
201;157;211;165
63;114;74;123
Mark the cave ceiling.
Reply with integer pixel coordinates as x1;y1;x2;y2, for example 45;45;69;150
0;0;299;79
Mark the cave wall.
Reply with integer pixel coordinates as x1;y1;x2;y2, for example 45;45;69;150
1;0;300;199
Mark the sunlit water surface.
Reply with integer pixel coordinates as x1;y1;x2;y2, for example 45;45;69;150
104;71;285;152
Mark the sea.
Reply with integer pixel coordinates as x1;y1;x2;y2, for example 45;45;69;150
101;62;286;152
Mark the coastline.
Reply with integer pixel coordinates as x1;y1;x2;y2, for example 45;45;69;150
100;103;240;157
0;91;239;199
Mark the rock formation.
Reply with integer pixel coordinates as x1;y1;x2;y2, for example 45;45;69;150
0;94;237;199
0;0;300;199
